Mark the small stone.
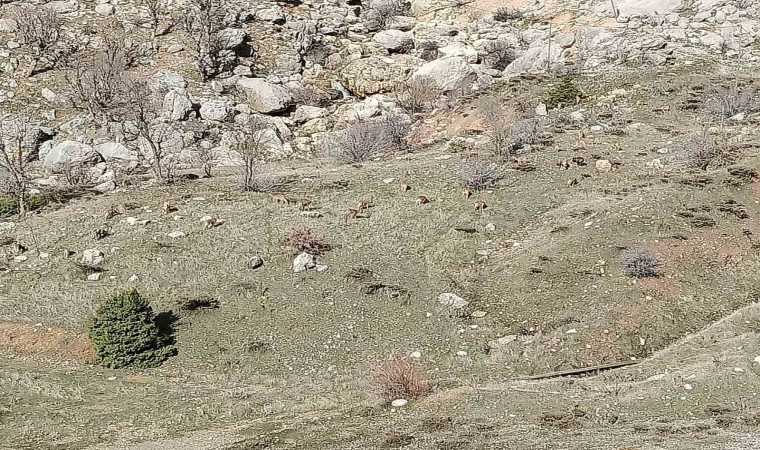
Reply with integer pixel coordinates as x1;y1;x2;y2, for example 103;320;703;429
13;255;27;262
438;293;469;309
391;399;408;407
595;159;612;173
566;328;577;334
107;376;117;381
293;252;316;272
167;230;186;238
81;248;104;266
315;264;329;272
248;256;264;269
128;274;139;282
409;351;421;359
383;178;396;184
87;272;102;281
300;211;322;218
535;103;548;116
94;3;114;15
38;252;49;259
683;384;693;391
471;310;487;318
485;223;496;232
734;367;745;373
456;350;468;357
0;222;15;230
754;355;760;365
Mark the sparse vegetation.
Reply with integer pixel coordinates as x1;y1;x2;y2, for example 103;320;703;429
621;248;660;278
706;84;756;119
371;355;432;404
179;0;235;81
457;160;502;190
484;40;517;71
493;7;523;22
393;76;441;115
284;226;330;255
88;289;175;369
237;116;283;192
363;0;411;29
329;120;394;163
545;76;583;109
681;129;738;170
9;4;67;76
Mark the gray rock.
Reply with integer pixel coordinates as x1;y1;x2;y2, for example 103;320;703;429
248;256;264;269
93;180;116;192
218;28;247;50
94;3;113;15
94;142;136;161
411;57;476;93
373;30;415;53
44;141;101;173
438;292;468;309
256;8;285;24
149;70;187;94
341;55;422;97
162;89;195;121
236;78;292;113
81;248;104;266
293;105;328;123
199;99;231;121
292;252;316;272
0;19;17;32
438;42;479;63
387;16;416;31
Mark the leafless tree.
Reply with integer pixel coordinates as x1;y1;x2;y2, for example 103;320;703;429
237;117;281;192
9;5;65;76
479;98;514;158
140;0;172;39
379;113;412;152
179;0;234;81
363;0;411;30
0;117;33;215
458;160;502;191
121;76;180;184
65;48;129;121
393;76;440;115
329;120;394;163
706;84;756;120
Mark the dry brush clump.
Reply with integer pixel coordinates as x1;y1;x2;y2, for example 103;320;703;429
393;76;441;114
484;40;517;71
457;160;502;191
679;129;739;171
621;248;660;278
9;4;69;76
328;118;409;163
179;0;236;81
236;116;284;192
371;355;432;404
493;7;523;22
284;226;330;255
363;0;411;30
706;84;756;119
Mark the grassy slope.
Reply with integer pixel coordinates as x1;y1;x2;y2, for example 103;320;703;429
1;66;760;448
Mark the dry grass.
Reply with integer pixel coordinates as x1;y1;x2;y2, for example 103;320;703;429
283;226;331;256
371;355;432;404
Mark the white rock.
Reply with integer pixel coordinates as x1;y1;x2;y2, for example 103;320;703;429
94;3;113;15
456;350;468;357
485;223;496;232
566;328;577;334
595;159;612;173
128;274;139;282
315;264;329;272
38;252;49;259
411;57;476;93
535;103;548;116
13;255;27;262
409;351;422;358
438;293;469;309
80;248;104;266
293;252;316;272
683;384;693;391
167;231;186;238
391;399;408;407
236;78;292;114
87;272;102;281
0;222;15;231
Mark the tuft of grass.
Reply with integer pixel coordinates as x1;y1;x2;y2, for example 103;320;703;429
371;355;432;404
457;160;502;191
621;248;660;278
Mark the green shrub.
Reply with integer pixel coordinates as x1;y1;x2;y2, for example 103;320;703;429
88;289;175;369
545;76;583;109
0;194;48;218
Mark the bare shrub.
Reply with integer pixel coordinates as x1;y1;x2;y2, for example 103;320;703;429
329;120;392;164
393;76;441;115
379;114;412;152
9;5;65;76
0;117;33;215
121;76;180;184
706;84;756;119
65;49;129;121
61;162;89;185
484;40;517;71
237;116;283;192
363;0;411;29
371;355;431;404
179;0;235;81
493;7;523;22
458;160;502;191
680;129;738;171
140;0;172;39
621;248;660;278
195;144;217;178
479;98;514;157
283;226;330;255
